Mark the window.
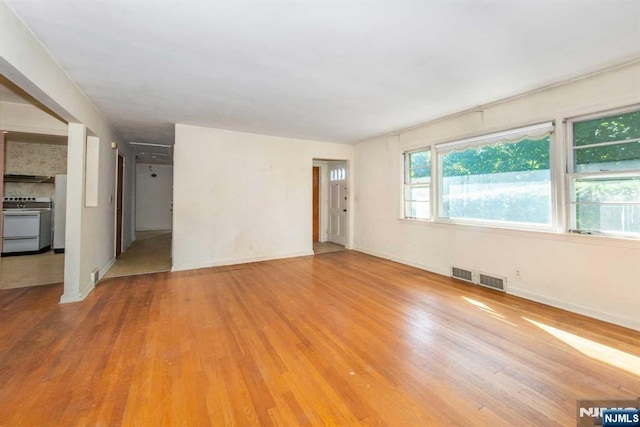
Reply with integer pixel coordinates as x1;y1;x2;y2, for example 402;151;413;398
330;167;346;181
568;108;640;237
404;149;431;219
436;123;553;228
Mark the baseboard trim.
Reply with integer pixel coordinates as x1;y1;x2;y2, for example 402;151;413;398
59;281;94;304
352;246;450;277
59;256;116;304
508;287;640;332
100;257;117;281
171;250;314;272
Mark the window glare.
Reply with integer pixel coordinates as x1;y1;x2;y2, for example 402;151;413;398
439;136;552;225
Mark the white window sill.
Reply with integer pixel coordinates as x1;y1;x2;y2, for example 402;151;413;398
398;217;640;249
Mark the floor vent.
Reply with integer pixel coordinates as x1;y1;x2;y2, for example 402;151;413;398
451;266;474;283
478;273;505;291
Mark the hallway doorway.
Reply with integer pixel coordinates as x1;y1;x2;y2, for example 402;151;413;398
311;159;349;254
106;143;173;279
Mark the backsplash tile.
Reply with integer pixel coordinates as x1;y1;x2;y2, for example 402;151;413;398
4;141;67;198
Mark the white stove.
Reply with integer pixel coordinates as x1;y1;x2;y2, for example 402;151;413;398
2;197;53;256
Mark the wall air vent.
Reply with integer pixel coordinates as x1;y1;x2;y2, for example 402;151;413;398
478;273;506;292
451;266;474;283
91;268;99;285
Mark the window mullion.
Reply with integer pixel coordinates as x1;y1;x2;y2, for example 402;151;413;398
573;137;640;150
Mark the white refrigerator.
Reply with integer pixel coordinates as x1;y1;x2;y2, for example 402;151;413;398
53;174;67;253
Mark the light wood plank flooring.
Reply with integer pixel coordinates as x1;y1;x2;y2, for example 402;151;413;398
313;241;345;254
0;251;638;425
0;250;64;290
104;230;171;278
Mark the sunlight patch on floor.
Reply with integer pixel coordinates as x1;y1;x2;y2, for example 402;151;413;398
524;317;640;377
462;296;505;318
461;296;521;326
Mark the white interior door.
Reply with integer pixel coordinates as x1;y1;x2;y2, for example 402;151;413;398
328;163;348;246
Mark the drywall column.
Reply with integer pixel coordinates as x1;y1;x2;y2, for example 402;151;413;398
60;122;86;303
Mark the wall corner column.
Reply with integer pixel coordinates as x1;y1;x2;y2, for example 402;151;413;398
60;122;87;303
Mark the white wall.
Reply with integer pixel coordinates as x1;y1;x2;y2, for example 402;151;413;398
0;1;135;301
354;61;640;331
136;163;173;231
173;124;353;271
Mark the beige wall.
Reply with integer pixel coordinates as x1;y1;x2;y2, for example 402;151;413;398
353;61;640;331
173;124;353;271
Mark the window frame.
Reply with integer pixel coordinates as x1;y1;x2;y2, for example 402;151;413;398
403;147;432;221
565;105;640;238
434;122;556;231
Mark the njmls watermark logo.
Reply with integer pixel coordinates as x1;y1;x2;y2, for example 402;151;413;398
577;399;640;427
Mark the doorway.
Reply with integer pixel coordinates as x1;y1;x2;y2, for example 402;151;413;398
328;162;348;246
0;130;69;290
311;159;348;255
104;146;173;279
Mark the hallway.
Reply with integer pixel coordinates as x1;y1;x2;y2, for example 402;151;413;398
104;230;171;278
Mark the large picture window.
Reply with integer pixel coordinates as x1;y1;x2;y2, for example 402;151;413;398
436;123;553;228
569;109;640;237
404;149;431;219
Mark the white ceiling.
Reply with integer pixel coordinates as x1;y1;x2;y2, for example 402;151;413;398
5;0;640;145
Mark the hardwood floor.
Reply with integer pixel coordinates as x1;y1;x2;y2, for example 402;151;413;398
0;251;638;426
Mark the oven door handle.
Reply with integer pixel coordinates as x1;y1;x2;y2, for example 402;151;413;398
3;236;38;240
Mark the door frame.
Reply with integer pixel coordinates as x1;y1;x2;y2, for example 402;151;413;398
312;166;320;242
312;158;351;249
312;160;330;243
115;153;124;257
327;161;349;246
